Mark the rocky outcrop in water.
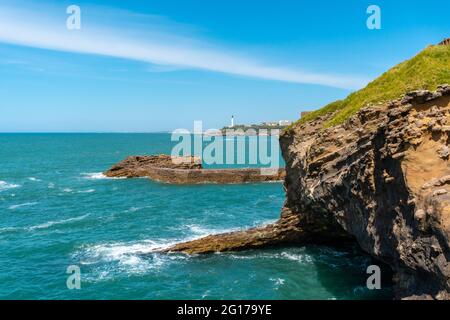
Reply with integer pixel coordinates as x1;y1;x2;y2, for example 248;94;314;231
165;86;450;299
105;154;285;184
106;155;202;177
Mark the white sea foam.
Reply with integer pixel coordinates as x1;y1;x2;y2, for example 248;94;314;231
8;202;39;210
125;205;153;213
78;189;95;193
28;177;42;182
280;251;313;264
186;224;239;237
186;224;212;236
75;239;182;278
185;220;273;238
74;224;245;281
0;214;90;234
81;172;125;180
27;213;90;231
81;240;173;262
82;172;107;180
0;226;19;234
270;277;286;288
0;181;20;192
62;188;73;193
226;250;314;265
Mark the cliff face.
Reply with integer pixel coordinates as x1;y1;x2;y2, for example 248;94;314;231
165;86;450;299
280;86;450;299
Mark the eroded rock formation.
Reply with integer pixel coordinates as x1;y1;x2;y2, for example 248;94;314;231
105;154;285;184
106;155;202;177
165;86;450;299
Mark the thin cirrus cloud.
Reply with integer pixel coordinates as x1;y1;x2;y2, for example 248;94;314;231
0;4;368;90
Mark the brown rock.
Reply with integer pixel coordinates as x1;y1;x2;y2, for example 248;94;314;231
104;154;285;184
162;86;450;300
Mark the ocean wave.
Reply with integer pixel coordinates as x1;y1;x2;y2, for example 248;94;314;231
280;251;313;264
73;223;259;281
0;214;90;235
80;240;174;263
77;189;95;193
81;172;125;180
124;205;154;213
8;202;39;210
0;226;19;234
74;239;184;279
27;214;90;231
226;250;313;264
61;187;95;194
185;224;239;237
0;181;20;192
184;220;275;237
82;172;107;180
186;224;212;236
270;277;286;289
28;177;42;182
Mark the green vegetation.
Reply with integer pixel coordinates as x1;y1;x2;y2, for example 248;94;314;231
288;44;450;130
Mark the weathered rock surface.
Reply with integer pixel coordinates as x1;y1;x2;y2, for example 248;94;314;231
104;154;285;184
164;86;450;299
106;155;202;177
164;207;351;254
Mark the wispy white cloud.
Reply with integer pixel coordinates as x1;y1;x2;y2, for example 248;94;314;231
0;3;368;89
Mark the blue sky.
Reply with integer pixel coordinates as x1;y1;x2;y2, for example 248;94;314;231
0;0;448;132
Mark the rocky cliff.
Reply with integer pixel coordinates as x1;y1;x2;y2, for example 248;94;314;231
280;86;450;299
165;86;450;299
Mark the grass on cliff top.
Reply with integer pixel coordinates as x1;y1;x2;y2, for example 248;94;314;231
287;44;450;130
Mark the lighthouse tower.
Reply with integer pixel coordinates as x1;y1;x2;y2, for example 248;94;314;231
230;115;234;128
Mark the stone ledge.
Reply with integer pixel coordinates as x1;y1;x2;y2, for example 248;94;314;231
104;155;285;184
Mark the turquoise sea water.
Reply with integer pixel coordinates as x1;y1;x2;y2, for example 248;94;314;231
0;133;392;299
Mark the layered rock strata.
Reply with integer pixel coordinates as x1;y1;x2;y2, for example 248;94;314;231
105;155;285;184
164;86;450;299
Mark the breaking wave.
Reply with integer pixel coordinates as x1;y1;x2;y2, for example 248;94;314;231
77;189;95;193
185;224;238;237
72;239;186;280
0;181;20;192
8;202;39;210
81;172;108;180
27;214;90;231
81;172;125;180
0;214;90;235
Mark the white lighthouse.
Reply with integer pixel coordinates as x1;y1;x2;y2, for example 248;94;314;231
230;115;234;128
